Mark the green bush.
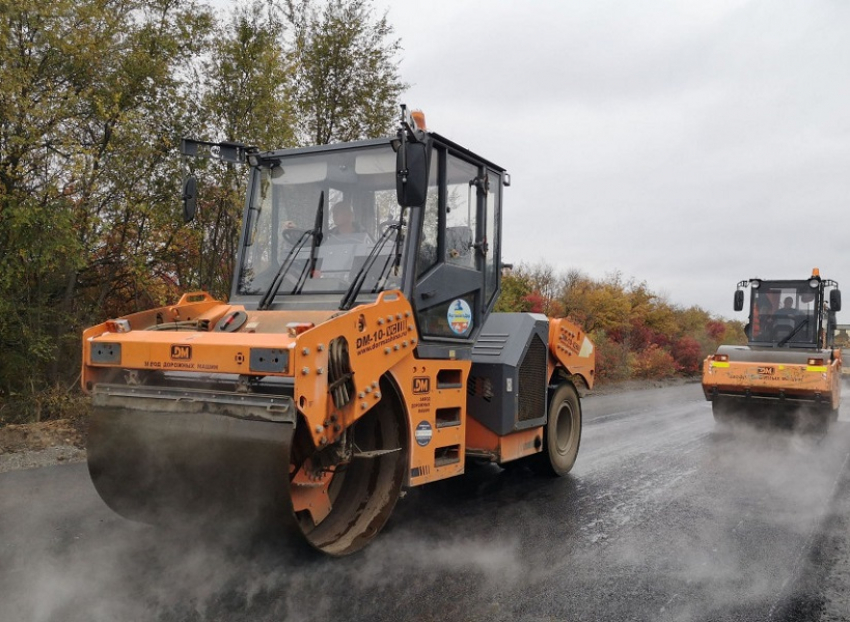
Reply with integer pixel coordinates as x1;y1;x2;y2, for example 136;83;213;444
0;388;89;426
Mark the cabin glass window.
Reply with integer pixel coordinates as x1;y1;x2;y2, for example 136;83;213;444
445;155;478;269
416;155;440;277
484;171;500;304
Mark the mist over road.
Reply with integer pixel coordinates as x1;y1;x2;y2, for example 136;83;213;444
1;383;849;622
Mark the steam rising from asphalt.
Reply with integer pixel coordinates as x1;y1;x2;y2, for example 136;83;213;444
567;384;850;621
0;477;524;622
1;383;848;621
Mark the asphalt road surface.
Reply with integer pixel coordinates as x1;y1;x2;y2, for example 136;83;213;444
2;382;849;622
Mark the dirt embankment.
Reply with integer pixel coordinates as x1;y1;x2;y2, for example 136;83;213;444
0;412;88;474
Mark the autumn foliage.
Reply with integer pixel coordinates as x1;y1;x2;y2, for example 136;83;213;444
497;265;746;384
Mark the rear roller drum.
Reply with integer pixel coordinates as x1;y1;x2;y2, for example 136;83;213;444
530;382;582;477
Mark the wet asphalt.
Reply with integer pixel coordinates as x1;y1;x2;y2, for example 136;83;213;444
1;382;849;622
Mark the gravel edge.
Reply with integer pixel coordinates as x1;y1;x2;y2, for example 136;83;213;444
0;445;87;475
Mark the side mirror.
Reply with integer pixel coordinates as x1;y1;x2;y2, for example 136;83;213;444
733;290;744;312
182;175;197;223
396;141;428;207
830;289;841;312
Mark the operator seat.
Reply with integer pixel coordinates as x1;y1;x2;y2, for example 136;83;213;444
446;226;473;267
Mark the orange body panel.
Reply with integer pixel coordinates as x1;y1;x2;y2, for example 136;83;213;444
81;293;338;391
291;290;419;447
389;358;471;486
548;317;595;389
85;328;294;375
465;417;543;463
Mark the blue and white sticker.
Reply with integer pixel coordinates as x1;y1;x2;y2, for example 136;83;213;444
447;298;472;335
415;421;433;446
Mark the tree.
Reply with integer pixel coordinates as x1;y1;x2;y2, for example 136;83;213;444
495;271;533;312
633;344;678;379
705;319;726;341
672;335;703;375
0;0;95;399
188;0;296;297
286;0;407;145
205;1;295;148
0;0;214;410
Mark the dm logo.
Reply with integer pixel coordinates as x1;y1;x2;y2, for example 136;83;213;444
413;377;431;394
171;344;192;360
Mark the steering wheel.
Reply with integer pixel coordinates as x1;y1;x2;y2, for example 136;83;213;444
283;228;307;245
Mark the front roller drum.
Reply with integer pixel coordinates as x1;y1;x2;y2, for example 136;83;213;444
87;407;296;531
711;394;836;432
87;385;407;556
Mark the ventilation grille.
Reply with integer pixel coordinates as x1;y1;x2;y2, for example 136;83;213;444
518;335;547;422
471;333;509;358
467;375;494;402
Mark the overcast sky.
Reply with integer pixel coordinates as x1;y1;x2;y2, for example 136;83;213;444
371;0;850;319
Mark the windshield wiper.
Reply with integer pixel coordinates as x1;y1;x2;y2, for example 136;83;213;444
294;192;325;294
257;192;324;310
777;317;809;347
372;215;406;293
339;222;401;311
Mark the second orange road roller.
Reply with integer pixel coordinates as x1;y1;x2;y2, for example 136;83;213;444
702;269;841;430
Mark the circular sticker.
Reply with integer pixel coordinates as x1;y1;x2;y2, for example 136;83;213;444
414;421;433;447
447;299;473;335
